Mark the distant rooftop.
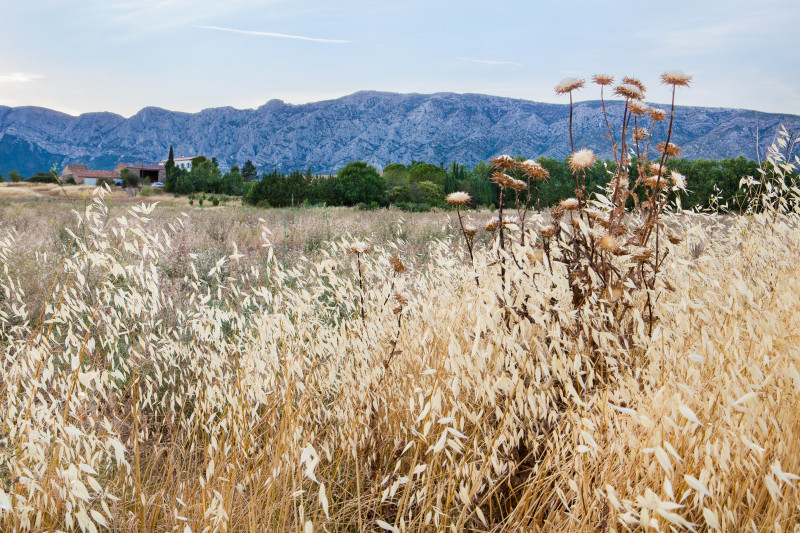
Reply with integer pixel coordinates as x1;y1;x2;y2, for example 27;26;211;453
118;163;165;171
70;169;120;179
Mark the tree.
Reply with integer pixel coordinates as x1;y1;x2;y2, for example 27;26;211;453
8;170;23;182
164;146;176;192
121;168;140;189
409;163;446;187
333;161;386;206
241;160;258;182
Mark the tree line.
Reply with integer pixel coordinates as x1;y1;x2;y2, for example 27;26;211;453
0;150;774;212
237;156;765;211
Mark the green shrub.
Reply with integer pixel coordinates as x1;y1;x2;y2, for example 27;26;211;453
140;187;153;197
212;196;220;206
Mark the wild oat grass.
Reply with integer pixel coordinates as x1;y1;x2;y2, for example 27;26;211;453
1;86;800;531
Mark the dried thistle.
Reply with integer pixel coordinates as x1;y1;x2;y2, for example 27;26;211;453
445;191;472;206
349;241;370;255
569;149;596;172
622;76;647;93
661;70;692;87
390;255;406;274
490;171;514;188
656;142;683;157
560;198;580;211
614;83;644;100
490;155;517;171
649;108;666;122
554;77;585;94
629;100;650;116
592;74;614;86
519;159;549;180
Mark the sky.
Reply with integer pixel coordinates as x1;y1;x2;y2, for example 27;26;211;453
1;0;799;117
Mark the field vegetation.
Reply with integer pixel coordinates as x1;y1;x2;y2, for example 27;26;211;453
1;73;800;532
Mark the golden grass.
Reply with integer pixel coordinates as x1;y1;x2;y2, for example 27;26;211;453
0;184;797;531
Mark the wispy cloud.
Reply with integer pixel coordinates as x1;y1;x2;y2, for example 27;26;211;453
455;57;522;67
196;25;354;44
0;72;43;83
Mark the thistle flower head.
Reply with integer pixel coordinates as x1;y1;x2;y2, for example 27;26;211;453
670;170;687;190
390;255;406;274
502;215;521;227
657;142;683;157
519;159;549;180
490;171;514;188
592;74;614;86
445;191;472;206
555;77;585;95
633;127;648;142
349;241;370;254
507;178;528;191
650;162;665;176
629;100;650;116
646;175;667;189
490;154;517;171
600;234;618;252
485;217;500;232
622;76;647;93
649;108;666;122
463;224;477;237
394;291;410;304
661;70;692;87
569;148;596;172
614;83;644;100
540;224;556;238
550;204;565;220
560;198;580;211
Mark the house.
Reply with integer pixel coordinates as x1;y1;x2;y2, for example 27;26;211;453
115;162;166;184
158;155;202;172
60;164;121;186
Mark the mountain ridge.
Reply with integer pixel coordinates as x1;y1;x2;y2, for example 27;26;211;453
1;91;798;176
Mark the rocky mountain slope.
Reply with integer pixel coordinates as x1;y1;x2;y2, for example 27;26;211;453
1;91;798;175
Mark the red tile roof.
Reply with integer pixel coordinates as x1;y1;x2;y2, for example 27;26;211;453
72;170;121;179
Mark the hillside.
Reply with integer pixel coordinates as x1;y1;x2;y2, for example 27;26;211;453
0;91;798;175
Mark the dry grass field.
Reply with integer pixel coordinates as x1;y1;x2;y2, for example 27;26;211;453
0;187;798;531
1;77;799;531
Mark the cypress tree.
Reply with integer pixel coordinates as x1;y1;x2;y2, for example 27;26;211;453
165;146;176;192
